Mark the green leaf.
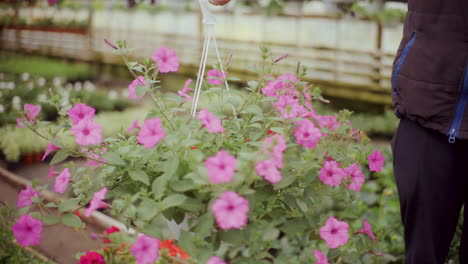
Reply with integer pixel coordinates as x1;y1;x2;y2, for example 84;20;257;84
220;229;245;245
179;230;196;256
161;194;187;211
152;177;168;200
29;212;41;220
178;197;204;212
42;215;61;225
128;169;150;185
244;104;263;117
163;93;185;104
50;149;72;165
58;199;80;214
194;213;214;237
102;152;126;166
170;179;196;192
136;85;149;97
248;81;259;90
16;206;30;216
62;213;84;228
137;199;159;221
262;228;280;241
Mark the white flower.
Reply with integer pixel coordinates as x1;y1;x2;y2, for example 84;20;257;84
108;90;118;100
84;81;96;92
12;96;21;110
74;82;82;91
0;104;4;113
6;82;15;90
27;82;34;90
22;73;30;81
37;94;47;103
65;83;73;91
38;77;46;87
53;77;62;87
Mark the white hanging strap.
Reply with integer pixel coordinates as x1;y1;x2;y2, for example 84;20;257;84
191;0;230;118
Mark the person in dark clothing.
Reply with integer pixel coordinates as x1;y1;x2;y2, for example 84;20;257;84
392;0;468;263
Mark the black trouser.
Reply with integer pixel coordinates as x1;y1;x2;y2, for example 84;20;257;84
392;118;468;263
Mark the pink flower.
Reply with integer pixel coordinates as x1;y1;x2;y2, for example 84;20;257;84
68;103;96;125
17;104;41;127
344;164;365;191
211;191;249;230
273;95;306;119
17;184;38;208
152;46;179;73
255;158;282;184
368;150;385;172
16;118;24;128
47;165;58;180
130;235;160;264
205;150;237;184
12;214;42;247
319;216;349;249
207;69;227;86
41;143;61;161
356;219;376;242
198;108;224;133
128;76;147;100
71;119;102;146
78;251;105;264
178;79;194;101
24;104;41;120
127;120;141;134
315;115;340;131
294;119;323;149
319;161;345;187
313;250;329;264
261;134;287;168
54;168;71;194
85;187;109;217
206;256;227;264
137;118;166;149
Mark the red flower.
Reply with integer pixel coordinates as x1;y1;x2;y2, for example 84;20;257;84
190;146;198;150
74;211;82;219
160;239;189;260
103;226;120;244
78;251;105;264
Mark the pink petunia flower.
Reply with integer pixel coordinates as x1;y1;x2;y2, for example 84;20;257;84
16;118;24;128
127;120;141;134
68;103;95;125
198;108;224;134
262;73;299;97
137;118;166;149
71;119;102;146
368;150;385;172
78;251;105;264
41;143;61;161
205;150;237;184
255;158;282;184
152;46;179;73
128;76;147;100
261;134;287;168
54;168;71;194
294;119;323;149
17;184;38;208
356;219;376;242
319;216;349;249
314;115;340;131
207;69;228;86
85;152;107;167
24;104;41;120
47;165;58;180
211;191;249;230
319;161;346;187
130;235;160;264
344;163;365;192
313;250;329;264
12;214;42;247
85;187;110;217
206;256;227;264
178;79;194;101
273;95;306;119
